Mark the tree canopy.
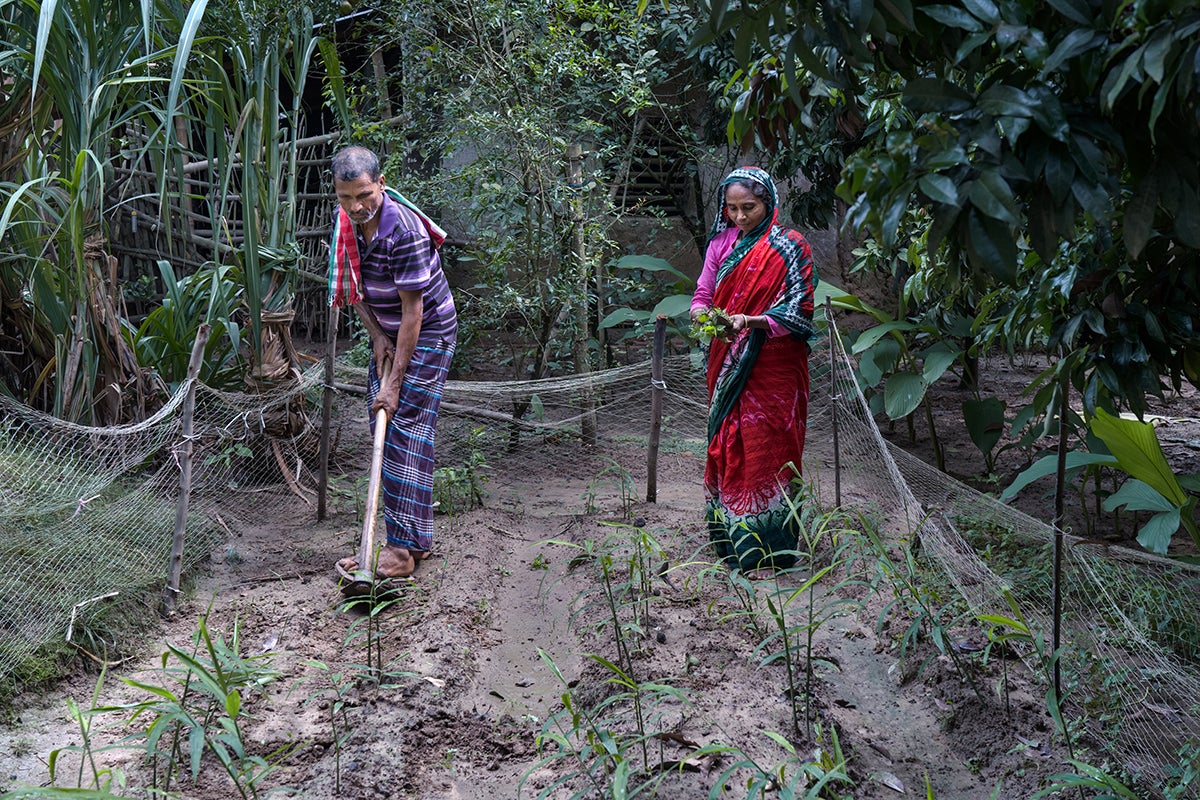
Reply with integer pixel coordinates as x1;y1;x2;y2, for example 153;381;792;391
695;0;1200;416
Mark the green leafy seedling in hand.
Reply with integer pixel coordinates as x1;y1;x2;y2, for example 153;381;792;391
690;307;734;344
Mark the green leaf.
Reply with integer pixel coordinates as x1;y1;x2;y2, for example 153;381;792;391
166;0;210;145
1090;408;1187;505
1028;194;1059;262
829;292;888;320
883;371;927;419
1124;175;1158;257
1141;28;1172;84
1136;509;1181;554
317;38;352;134
652;293;694;319
1103;50;1140;110
879;0;916;28
999;452;1118;502
30;0;58;111
733;14;756;65
121;677;180;702
1041;30;1104;76
762;728;797;752
963;397;1006;457
903;78;975;114
962;0;999;24
921;345;961;384
1028;90;1069;141
1102;479;1174;514
813;277;847;309
190;722;206;779
1044;152;1076;205
978;85;1035;118
851;320;913;354
614;254;690;282
965;210;1018;282
857;338;900;386
955;30;991;63
612;759;629;800
927;203;961;252
599;307;649;329
919;174;959;205
881;194;909;249
920;5;982;31
1045;0;1092;25
968;171;1019;225
1179;474;1200;492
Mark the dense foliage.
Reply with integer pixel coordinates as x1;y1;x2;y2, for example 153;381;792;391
337;0;729;378
696;0;1200;418
0;0;344;420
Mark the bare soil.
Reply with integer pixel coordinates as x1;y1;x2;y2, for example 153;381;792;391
7;341;1198;799
0;405;1086;800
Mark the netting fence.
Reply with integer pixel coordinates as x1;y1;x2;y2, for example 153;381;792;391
823;313;1200;792
0;312;1197;792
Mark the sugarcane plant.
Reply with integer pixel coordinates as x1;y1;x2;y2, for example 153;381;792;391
0;0;200;422
182;0;346;400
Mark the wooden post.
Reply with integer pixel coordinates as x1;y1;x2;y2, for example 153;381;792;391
568;143;597;449
827;297;842;508
1051;363;1069;699
371;50;393;121
646;315;667;503
163;324;211;617
174;114;195;251
317;305;339;520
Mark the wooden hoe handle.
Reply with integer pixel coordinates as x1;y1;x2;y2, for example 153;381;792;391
353;367;392;580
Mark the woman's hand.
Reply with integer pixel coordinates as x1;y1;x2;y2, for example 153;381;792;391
730;313;751;333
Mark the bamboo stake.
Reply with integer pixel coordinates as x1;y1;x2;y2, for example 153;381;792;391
163;323;211;617
828;297;842;508
568;143;597;449
1052;362;1069;698
646;315;667;503
372;50;393;120
318;305;338;520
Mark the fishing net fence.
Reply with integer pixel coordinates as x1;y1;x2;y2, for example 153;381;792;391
823;313;1200;792
0;313;1197;792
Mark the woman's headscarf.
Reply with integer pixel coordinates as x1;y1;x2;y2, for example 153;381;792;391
704;166;817;438
708;166;779;245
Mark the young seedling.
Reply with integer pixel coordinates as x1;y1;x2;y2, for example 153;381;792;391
753;489;865;738
294;660;357;795
689;307;734;345
864;516;986;703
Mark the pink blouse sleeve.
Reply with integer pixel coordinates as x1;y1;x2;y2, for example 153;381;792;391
692;228;789;338
692;229;737;313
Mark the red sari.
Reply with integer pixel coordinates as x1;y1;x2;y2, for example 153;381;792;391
704;207;816;571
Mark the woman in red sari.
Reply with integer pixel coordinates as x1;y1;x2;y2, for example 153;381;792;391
691;167;818;574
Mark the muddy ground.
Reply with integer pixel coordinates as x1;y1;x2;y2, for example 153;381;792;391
8;314;1200;800
0;372;1096;800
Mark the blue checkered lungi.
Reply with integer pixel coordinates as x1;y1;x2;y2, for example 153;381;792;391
366;339;455;552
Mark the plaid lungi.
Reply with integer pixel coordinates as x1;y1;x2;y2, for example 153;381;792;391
366;339;455;552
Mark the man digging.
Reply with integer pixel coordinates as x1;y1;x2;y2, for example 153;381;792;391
329;145;457;581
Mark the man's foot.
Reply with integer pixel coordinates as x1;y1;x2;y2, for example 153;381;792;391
337;544;429;580
745;568;775;581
